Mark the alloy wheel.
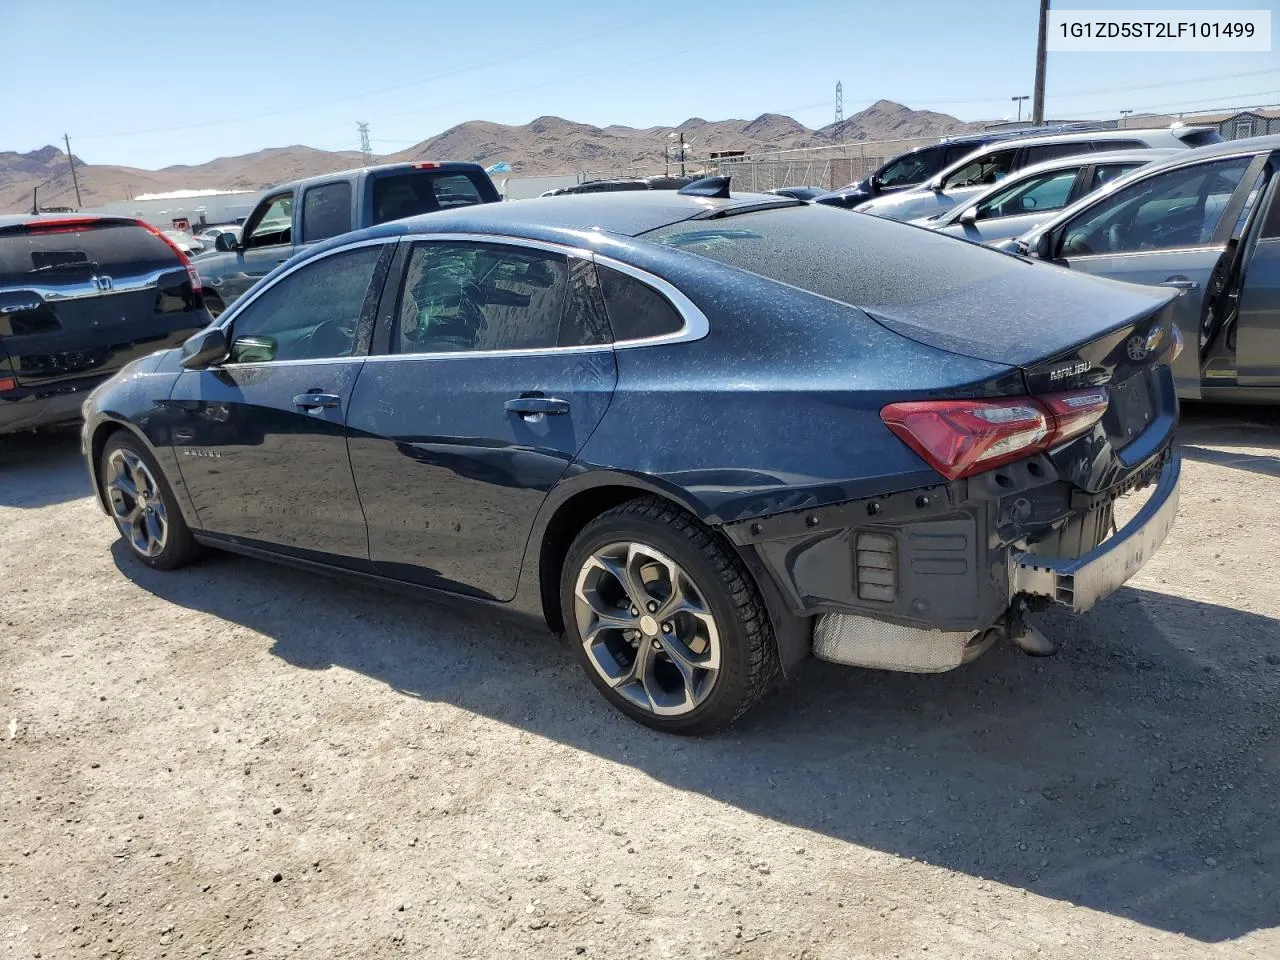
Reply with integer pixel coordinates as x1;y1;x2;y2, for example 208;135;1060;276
105;449;169;558
573;541;721;717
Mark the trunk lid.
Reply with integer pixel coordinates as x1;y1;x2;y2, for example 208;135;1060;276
0;217;205;386
859;254;1180;495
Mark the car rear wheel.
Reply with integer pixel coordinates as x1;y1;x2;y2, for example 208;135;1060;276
100;434;200;570
560;497;777;735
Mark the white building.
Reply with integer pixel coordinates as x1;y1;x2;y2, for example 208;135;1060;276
86;188;259;230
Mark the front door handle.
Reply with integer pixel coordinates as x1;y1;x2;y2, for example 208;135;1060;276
505;396;570;418
293;392;341;410
1159;278;1200;292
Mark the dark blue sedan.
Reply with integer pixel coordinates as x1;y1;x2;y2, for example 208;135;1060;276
81;184;1183;733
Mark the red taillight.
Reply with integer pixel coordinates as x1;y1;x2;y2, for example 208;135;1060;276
880;387;1110;480
412;161;440;169
0;376;16;393
137;220;202;291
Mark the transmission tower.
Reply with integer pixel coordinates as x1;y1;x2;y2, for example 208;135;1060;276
834;82;843;125
357;122;372;166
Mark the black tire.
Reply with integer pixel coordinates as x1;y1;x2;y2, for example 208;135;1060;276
99;433;201;571
560;497;778;735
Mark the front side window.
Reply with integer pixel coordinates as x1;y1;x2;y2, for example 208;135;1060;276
396;242;610;353
1060;156;1252;256
877;149;938;188
300;182;353;243
975;168;1079;220
943;149;1016;190
242;193;293;249
226;245;382;362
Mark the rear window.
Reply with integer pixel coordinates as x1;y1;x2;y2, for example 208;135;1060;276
642;205;1011;310
0;221;178;288
1088;139;1147;151
371;171;494;224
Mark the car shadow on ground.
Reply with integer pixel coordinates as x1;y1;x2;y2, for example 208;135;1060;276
0;429;92;508
115;542;1280;944
1178;403;1280;474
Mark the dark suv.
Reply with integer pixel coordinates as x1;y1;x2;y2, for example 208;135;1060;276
0;215;211;435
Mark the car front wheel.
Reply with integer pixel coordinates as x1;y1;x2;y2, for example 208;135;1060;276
561;497;778;735
100;433;201;570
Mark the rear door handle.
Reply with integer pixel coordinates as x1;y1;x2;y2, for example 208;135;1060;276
504;396;570;418
1159;279;1200;292
293;392;341;410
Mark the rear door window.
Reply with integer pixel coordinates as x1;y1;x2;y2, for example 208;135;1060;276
942;149;1017;190
371;170;496;224
300;182;353;243
395;241;610;352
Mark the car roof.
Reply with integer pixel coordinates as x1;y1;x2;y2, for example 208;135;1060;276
1006;147;1182;180
269;161;488;194
332;190;795;245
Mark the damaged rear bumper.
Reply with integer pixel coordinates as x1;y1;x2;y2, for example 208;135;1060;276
725;445;1179;672
1012;451;1179;613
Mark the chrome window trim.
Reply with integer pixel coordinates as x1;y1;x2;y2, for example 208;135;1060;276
359;231;709;363
0;265;187;303
1064;243;1225;262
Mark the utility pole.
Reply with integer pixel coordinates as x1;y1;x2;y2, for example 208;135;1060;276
357;121;372;167
1012;95;1029;123
1031;0;1050;124
1118;108;1133;127
835;82;844;125
63;133;83;209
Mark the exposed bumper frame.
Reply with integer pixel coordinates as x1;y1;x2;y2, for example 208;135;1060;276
1012;450;1180;613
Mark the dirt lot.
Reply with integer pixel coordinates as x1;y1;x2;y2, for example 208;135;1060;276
2;406;1278;960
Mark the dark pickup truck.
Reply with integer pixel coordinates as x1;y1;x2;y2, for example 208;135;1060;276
195;161;501;315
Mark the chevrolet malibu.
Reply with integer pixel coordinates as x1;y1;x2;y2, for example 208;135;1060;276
81;183;1182;734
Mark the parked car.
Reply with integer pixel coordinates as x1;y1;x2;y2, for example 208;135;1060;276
766;186;826;201
1;214;211;435
194;161;500;316
82;185;1181;733
1006;134;1280;404
163;229;205;256
917;149;1179;244
856;127;1218;224
198;224;241;247
811;122;1130;210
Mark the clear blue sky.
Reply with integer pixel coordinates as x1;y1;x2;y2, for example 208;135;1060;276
2;0;1276;170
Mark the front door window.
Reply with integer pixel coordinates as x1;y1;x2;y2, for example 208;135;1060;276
227;245;383;362
242;193;294;249
975;168;1079;220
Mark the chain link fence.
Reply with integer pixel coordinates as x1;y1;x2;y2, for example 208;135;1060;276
710;136;942;192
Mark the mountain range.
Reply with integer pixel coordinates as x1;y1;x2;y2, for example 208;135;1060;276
1;100;977;212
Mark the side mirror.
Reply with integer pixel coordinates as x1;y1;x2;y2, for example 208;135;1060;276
180;325;228;369
229;335;277;364
868;174;882;190
928;177;944;192
1034;231;1055;260
214;233;239;253
959;206;978;225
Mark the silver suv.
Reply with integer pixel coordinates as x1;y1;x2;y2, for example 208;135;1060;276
857;126;1219;223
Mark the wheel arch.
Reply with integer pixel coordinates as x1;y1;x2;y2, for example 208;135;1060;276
528;472;811;676
87;418;186;521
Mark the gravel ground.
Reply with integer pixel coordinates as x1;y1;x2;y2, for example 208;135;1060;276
2;405;1278;960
